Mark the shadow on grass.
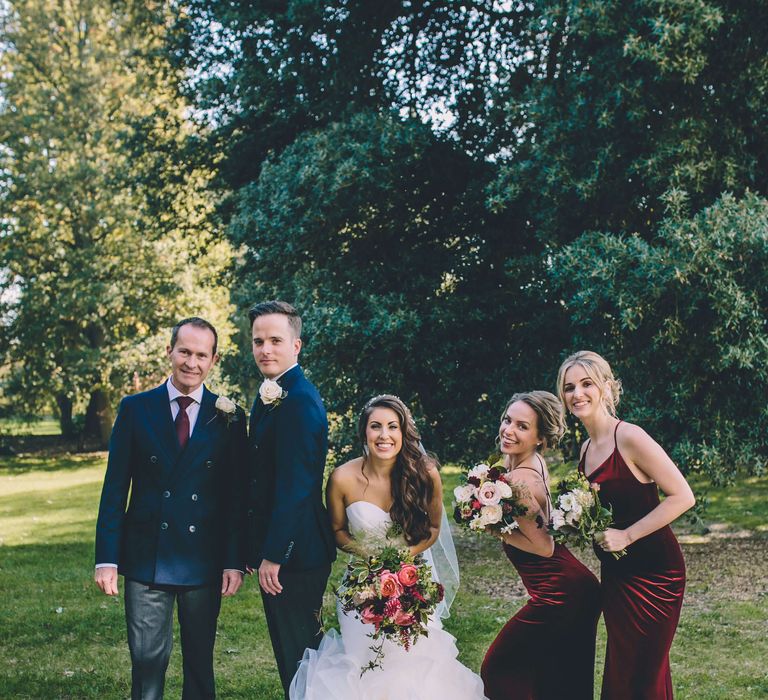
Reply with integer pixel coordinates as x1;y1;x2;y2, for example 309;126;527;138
0;451;107;475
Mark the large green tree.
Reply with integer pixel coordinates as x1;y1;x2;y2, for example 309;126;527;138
0;0;234;444
176;0;768;474
489;0;768;244
227;111;556;460
550;192;768;481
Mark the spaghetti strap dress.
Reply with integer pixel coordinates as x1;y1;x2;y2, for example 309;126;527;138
579;421;686;699
481;456;602;700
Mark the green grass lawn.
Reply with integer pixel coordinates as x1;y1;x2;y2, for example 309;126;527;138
1;457;766;698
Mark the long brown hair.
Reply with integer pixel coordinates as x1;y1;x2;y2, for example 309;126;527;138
357;395;436;545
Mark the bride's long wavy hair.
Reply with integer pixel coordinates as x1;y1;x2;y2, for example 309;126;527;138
357;395;436;546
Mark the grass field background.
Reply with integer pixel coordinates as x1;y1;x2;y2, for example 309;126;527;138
1;448;766;699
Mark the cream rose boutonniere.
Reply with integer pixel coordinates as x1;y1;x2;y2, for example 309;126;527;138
213;395;239;425
259;378;287;409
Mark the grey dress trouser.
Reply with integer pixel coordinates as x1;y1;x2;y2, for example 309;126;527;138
125;578;221;700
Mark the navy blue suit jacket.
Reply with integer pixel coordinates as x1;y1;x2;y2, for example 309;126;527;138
95;383;247;586
246;365;336;571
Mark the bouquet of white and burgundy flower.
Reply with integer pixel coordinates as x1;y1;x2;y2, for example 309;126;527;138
452;462;529;535
338;545;444;673
548;471;626;559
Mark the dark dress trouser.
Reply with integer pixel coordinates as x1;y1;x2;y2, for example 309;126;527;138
125;578;222;700
260;564;332;700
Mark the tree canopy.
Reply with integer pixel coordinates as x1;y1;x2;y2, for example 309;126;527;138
0;0;235;444
3;0;766;476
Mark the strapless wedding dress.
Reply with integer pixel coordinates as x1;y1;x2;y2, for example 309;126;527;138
289;501;487;699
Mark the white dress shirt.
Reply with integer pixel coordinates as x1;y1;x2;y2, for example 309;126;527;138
166;376;205;434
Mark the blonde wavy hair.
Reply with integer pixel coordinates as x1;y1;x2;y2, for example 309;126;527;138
556;350;623;417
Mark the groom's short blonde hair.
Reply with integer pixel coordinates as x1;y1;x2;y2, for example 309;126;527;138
248;300;302;338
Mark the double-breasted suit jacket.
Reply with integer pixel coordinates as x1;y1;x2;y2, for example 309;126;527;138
95;383;247;586
246;365;336;572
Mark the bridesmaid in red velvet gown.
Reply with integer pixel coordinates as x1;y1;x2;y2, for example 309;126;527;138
558;351;695;700
481;391;601;700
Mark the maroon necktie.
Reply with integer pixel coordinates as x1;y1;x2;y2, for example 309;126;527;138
175;396;195;450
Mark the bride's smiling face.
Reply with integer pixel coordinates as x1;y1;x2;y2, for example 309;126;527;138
365;407;403;460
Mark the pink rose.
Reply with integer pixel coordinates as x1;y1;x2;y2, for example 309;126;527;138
379;570;403;598
397;564;419;587
393;608;416;626
361;606;383;626
477;481;502;506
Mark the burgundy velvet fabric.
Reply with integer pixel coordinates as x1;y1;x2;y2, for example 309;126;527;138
481;542;601;700
580;425;686;699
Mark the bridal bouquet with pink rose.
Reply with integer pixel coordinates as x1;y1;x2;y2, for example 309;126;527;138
337;545;445;673
452;462;529;535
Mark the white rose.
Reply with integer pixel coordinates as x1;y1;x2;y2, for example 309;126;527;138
259;378;284;405
481;504;503;525
469;515;486;531
467;463;490;480
477;481;502;506
215;396;236;414
573;488;595;508
496;480;513;499
453;484;476;503
550;509;566;530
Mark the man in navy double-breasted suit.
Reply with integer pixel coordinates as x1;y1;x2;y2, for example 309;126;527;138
94;317;247;700
245;301;336;699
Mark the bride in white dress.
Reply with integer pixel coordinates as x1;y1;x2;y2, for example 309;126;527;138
290;395;487;700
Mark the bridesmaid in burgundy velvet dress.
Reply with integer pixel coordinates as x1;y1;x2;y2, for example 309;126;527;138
558;351;695;700
481;392;601;700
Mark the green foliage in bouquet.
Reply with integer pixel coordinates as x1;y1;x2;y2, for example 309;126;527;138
549;471;626;559
337;545;445;673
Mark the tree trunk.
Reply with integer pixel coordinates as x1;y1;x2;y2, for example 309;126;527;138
56;394;75;437
84;388;114;449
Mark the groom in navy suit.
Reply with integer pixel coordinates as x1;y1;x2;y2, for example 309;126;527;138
94;317;247;699
245;301;336;698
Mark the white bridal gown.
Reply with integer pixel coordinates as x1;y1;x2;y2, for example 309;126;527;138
289;501;487;700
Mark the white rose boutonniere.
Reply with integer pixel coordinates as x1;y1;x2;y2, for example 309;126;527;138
214;395;239;426
259;378;287;409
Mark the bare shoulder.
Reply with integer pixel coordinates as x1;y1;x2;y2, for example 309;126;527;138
508;461;545;489
616;421;655;451
329;458;364;490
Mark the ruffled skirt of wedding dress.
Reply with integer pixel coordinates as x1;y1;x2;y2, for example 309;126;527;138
289;603;487;700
